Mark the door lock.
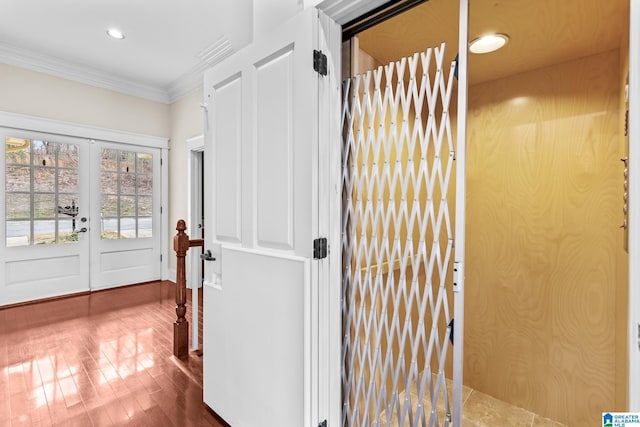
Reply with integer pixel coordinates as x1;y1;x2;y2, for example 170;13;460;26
201;250;216;261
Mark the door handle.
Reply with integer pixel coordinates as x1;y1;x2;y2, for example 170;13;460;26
201;250;216;261
78;227;88;233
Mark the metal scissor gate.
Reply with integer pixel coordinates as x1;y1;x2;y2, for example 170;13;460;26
341;42;462;427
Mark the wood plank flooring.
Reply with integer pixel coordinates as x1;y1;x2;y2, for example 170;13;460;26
0;281;225;427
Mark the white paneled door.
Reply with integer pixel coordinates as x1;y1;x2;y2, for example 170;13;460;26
202;8;340;427
0;128;162;305
89;141;162;290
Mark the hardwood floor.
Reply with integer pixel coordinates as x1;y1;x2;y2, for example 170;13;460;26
0;281;226;427
1;281;568;427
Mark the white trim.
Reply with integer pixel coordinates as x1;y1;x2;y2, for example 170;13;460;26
161;147;170;282
453;2;469;425
0;42;171;104
168;72;208;104
0;111;168;149
0;38;234;104
187;135;205;149
167;38;234;103
628;0;640;410
317;9;343;426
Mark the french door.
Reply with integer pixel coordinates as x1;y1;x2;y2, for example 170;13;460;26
1;130;90;305
0;127;161;306
89;140;161;290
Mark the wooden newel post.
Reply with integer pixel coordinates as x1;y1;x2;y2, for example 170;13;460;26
173;219;190;358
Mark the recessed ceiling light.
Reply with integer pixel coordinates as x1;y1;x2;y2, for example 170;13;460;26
106;28;125;40
469;33;509;54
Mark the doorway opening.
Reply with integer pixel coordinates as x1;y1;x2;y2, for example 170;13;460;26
340;1;466;425
342;0;630;425
187;134;204;350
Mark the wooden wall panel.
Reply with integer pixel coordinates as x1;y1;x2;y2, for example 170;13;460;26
464;50;624;425
615;11;630;410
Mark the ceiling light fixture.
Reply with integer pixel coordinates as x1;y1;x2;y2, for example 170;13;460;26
106;28;125;40
469;33;509;54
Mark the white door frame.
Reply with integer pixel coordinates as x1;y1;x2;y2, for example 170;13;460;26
319;0;469;424
187;134;204;350
628;0;640;410
317;11;342;426
453;1;469;423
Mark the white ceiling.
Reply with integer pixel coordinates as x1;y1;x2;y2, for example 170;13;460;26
0;0;253;103
0;0;630;104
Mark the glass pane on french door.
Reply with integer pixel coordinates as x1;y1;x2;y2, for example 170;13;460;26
341;43;459;426
99;148;154;240
5;137;81;246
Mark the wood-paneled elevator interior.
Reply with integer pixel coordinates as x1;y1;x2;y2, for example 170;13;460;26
348;0;630;424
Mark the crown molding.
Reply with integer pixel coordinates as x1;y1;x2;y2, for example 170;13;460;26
166;37;235;102
0;37;236;105
0;42;172;104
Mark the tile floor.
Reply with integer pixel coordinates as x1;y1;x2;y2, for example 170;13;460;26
1;281;566;427
377;378;566;427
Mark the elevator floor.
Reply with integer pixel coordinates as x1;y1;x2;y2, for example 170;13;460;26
379;378;567;426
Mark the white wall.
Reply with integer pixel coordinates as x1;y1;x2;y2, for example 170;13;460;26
0;63;180;274
0;64;170;137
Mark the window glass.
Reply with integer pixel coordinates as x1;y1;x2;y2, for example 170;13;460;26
5;166;30;191
120;195;136;217
58;169;78;194
5;138;29;164
120;218;136;239
6;193;30;219
120;173;136;194
100;149;153;239
34;167;55;192
138;175;152;195
58;219;77;244
34;194;56;219
5;137;81;246
119;151;136;173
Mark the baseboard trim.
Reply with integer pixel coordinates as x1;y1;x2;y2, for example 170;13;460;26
168;268;177;283
0;280;169;310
